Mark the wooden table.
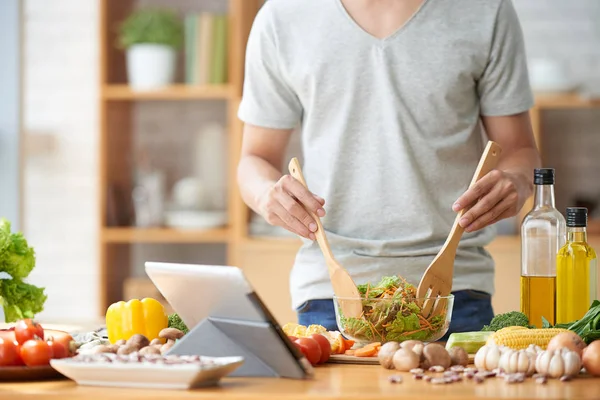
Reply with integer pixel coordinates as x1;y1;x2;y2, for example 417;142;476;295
1;364;599;400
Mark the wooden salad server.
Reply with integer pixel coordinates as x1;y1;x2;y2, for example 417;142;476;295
288;158;363;319
416;140;503;318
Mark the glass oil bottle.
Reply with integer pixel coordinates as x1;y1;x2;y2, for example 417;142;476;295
556;207;598;324
520;168;565;328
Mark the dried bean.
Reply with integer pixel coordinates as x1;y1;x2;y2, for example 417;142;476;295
450;365;465;372
535;376;547;385
560;375;572;382
473;375;485;384
424;375;433;382
388;375;403;384
430;378;448;385
410;368;424;374
413;374;425;380
429;365;445;372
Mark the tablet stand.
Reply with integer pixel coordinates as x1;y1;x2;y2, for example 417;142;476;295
166;316;312;379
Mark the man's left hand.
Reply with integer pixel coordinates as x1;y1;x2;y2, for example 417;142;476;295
452;169;529;232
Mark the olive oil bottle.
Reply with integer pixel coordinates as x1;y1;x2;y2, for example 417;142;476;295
556;207;598;324
520;168;565;328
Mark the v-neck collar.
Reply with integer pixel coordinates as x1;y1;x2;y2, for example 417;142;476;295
335;0;431;44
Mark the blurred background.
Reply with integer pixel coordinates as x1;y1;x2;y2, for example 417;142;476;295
1;0;599;325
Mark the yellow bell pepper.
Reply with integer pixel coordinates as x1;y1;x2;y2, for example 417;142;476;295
105;298;168;344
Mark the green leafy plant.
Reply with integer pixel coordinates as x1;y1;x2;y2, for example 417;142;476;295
0;218;47;322
118;8;184;49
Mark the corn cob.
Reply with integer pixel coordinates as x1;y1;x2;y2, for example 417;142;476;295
486;328;569;350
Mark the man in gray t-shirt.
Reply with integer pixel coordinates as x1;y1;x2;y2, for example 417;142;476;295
237;0;540;335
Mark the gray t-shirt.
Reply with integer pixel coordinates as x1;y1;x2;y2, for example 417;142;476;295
238;0;534;310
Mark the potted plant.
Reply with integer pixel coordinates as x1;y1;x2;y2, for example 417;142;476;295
118;8;183;90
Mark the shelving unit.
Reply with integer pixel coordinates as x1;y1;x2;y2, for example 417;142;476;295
98;0;262;314
98;0;600;324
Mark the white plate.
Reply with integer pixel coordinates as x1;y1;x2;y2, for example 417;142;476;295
50;355;244;390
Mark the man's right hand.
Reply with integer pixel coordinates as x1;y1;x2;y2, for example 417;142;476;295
258;175;326;240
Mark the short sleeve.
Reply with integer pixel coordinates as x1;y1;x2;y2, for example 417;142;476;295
477;0;534;117
237;4;303;129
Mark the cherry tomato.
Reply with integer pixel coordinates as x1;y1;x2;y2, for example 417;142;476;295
295;337;322;366
310;334;331;364
14;319;44;345
47;339;68;359
0;338;20;366
20;339;52;367
287;335;298;342
46;333;74;357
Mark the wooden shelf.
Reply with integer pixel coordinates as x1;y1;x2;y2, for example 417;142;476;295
534;92;600;109
102;227;230;244
102;84;235;101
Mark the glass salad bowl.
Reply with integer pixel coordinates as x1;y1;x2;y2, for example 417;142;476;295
333;276;454;345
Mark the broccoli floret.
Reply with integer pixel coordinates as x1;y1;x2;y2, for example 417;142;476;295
481;311;530;331
168;313;189;334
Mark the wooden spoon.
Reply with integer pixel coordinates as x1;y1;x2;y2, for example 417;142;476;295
416;141;503;318
288;158;363;319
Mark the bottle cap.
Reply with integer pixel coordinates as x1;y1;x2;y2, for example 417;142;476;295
534;168;555;185
566;207;587;228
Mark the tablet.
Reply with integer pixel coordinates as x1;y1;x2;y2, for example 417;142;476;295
144;262;311;379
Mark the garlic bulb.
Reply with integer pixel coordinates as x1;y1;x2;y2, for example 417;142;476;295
535;348;582;379
475;344;504;371
498;349;536;376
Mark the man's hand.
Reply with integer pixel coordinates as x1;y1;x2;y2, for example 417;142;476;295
452;169;530;232
453;111;541;232
237;123;326;241
258;175;326;240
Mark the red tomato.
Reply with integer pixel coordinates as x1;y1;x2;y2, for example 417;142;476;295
47;339;68;359
20;339;52;367
46;332;74;356
295;337;322;366
288;336;298;342
14;319;44;345
310;334;331;364
0;338;20;366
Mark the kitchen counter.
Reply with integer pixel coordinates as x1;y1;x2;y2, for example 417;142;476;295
1;364;599;400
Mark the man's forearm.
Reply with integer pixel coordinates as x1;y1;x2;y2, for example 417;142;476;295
497;145;541;199
237;155;283;215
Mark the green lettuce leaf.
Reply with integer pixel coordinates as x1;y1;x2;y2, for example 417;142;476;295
0;218;36;280
341;316;373;340
0;279;47;322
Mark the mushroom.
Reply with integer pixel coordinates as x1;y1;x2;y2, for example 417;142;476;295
159;328;184;341
392;348;420;372
117;345;138;356
126;334;150;350
139;346;162;356
378;341;400;369
160;341;175;354
422;343;451;370
150;338;163;346
448;346;469;367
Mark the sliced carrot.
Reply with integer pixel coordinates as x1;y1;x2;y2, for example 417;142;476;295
354;346;378;357
342;338;355;349
345;349;355;356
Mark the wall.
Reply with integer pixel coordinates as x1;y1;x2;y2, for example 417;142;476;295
0;0;22;230
21;0;600;322
23;0;99;321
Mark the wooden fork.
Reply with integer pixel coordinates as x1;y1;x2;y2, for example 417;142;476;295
288;158;363;319
416;141;503;318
